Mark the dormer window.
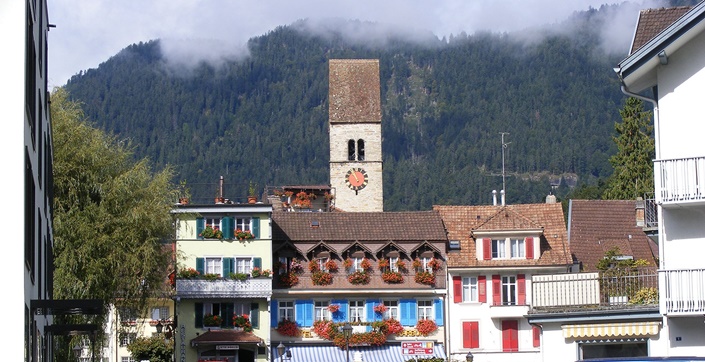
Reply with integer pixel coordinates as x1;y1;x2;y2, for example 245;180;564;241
480;237;536;260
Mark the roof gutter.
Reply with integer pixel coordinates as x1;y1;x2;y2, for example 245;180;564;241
613;68;660;161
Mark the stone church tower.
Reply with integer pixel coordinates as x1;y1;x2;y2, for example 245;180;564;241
328;59;384;212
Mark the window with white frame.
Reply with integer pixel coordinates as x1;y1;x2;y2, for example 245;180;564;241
502;276;517;305
492;239;506;259
205;218;222;229
119;333;136;347
417;300;433;320
349;300;365;323
204;303;222;317
233;302;250;316
383;300;399;320
151;307;169;321
279;301;294;322
315;301;330;321
278;257;290;275
205;257;222;276
510;238;525;258
389;257;399;272
235;257;252;274
352;257;364;272
463;276;478;302
317;257;329;272
421;256;433;272
236;217;251;231
118;308;137;322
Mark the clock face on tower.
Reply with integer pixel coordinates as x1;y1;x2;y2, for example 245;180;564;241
345;168;368;191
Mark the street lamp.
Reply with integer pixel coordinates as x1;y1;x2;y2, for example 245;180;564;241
466;351;474;362
342;322;353;362
155;320;164;334
277;342;286;362
72;344;83;360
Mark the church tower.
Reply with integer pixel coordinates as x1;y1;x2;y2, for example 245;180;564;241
328;59;383;212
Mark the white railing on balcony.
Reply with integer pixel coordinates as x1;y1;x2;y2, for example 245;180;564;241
176;278;272;298
532;273;600;307
655;156;705;204
662;268;705;315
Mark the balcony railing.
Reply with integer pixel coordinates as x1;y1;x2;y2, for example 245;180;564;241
530;268;658;313
176;278;272;299
655;156;705;204
662;268;705;315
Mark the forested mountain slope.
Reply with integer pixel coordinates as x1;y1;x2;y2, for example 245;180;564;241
64;4;653;211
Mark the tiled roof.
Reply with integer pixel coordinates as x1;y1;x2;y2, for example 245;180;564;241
329;59;382;123
568;199;659;272
434;203;571;268
631;6;692;54
272;211;447;242
190;329;263;346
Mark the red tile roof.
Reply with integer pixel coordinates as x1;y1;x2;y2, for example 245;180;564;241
631;6;692;54
568;199;659;272
434;203;571;268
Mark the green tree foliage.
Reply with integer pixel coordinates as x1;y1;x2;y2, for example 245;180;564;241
126;336;173;362
51;88;178;352
603;97;654;200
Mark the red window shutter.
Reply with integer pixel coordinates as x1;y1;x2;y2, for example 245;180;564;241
492;275;501;306
453;276;462;303
517;274;526;305
478;276;487;303
532;325;541;347
501;320;518;352
483;238;491;260
463;321;479;348
525;237;534;259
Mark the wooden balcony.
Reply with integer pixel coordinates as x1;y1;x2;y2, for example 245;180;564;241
655;156;705;206
662;268;705;316
175;278;272;299
530;268;658;314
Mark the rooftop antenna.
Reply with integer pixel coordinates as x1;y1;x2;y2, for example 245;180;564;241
500;132;510;200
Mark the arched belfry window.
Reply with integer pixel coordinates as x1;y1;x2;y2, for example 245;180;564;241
357;139;365;161
348;140;356;161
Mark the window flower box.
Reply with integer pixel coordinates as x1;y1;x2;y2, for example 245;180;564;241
203;314;222;327
312;271;333;286
232;314;253;332
382;271;404;284
373;304;387;314
200;226;223;240
347;271;370;285
414;271;436;286
416;319;438;336
276;319;300;337
235;229;254;240
278;272;299;287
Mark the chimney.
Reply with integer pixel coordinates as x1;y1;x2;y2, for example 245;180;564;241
492;190;497;206
546;194;557;204
215;176;225;204
500;189;505;206
635;197;645;227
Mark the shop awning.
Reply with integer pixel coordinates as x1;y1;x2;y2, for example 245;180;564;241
273;343;446;362
562;321;661;339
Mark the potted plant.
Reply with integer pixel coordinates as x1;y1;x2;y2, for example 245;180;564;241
348;271;370;285
325;259;339;273
414;271;436;285
328;304;340;313
382;271;404;284
278;272;299;287
312;271;333;286
373;303;387;315
247;181;258;204
203;313;222;327
360;258;372;271
229;272;249;281
276;319;300;337
200;226;223;240
377;258;390;271
235;229;255;240
232;314;253;332
395;259;408;273
177;268;200;279
178;180;190;204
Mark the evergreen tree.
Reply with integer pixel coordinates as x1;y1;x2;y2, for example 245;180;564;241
603;97;654;200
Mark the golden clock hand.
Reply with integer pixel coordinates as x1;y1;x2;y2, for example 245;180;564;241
350;169;359;182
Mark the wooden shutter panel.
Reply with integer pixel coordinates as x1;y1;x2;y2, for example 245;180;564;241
222;217;233;239
253;217;260;238
223;303;234;328
492;275;501;306
478;276;487;303
400;299;417;326
453;276;462;303
196;258;205;275
250;302;260;329
253;257;262;269
502;320;519;352
463;321;479;349
483;238;491;260
517;274;526;305
195;303;203;328
196;218;204;239
270;300;278;328
434;298;443;326
331;300;348;323
532;325;541;347
223;257;233;277
525;237;534;259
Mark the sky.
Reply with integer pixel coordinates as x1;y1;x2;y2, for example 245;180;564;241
47;0;666;89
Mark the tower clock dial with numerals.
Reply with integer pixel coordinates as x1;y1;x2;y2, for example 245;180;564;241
345;168;368;191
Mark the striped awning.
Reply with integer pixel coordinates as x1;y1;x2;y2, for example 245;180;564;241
562;322;661;339
272;343;446;362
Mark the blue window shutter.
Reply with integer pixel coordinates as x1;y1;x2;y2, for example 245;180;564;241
253;257;262;269
250;302;260;329
223;303;234;328
271;300;279;328
223;258;233;277
296;300;313;327
332;300;348;322
196;258;204;275
400;299;417;326
222;217;233;239
253;217;260;238
366;299;380;322
195;303;203;327
196;218;204;239
434;298;444;326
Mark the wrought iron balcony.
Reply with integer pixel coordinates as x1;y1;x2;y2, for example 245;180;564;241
530;268;658;313
654;156;705;205
176;278;272;299
662;268;705;315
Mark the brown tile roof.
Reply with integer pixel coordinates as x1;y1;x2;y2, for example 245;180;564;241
190;329;263;346
328;59;382;123
272;211;447;242
631;6;693;54
433;203;571;268
568;200;659;272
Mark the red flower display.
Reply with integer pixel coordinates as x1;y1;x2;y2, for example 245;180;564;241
416;319;438;336
276;319;300;337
